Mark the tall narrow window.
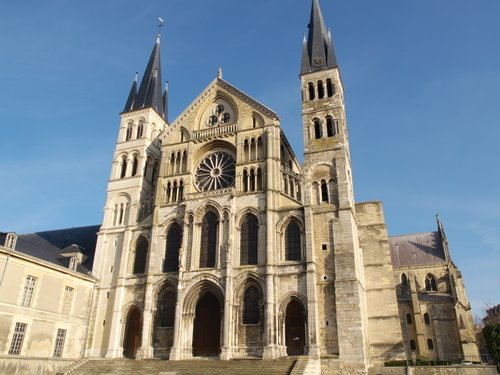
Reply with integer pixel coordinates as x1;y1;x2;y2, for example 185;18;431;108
308;82;315;100
157;290;176;327
250;139;256;161
137;123;144;138
321;180;329;203
410;339;416;351
126;125;132;141
120;157;127;179
8;323;27;355
243;286;260;324
406;313;413;324
427;339;434;350
133;236;148;274
285;221;302;261
131;157;138;177
249;169;256;192
326;79;334;97
200;211;218;268
326;117;334;137
182;151;188;173
401;273;408;286
242;170;248;192
178;180;184;201
61;286;74;315
257;137;263;159
243;140;249;162
313;119;322;139
317;80;325;99
257;168;263;190
53;329;67;357
425;274;437;291
240;214;259;265
164;223;182;272
21;276;37;307
424;313;431;325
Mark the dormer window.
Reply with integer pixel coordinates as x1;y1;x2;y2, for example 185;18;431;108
69;257;78;271
5;233;17;249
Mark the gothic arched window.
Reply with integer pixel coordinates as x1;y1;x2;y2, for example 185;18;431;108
200;211;218;268
285;220;302;261
164;223;182;272
425;274;437;292
243;286;260;324
240;214;259;265
133;236;148;275
157;289;176;327
406;313;413;324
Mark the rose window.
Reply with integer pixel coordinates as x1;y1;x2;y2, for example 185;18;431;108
195;151;235;191
206;104;231;127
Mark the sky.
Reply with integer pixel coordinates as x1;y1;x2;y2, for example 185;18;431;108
0;0;499;318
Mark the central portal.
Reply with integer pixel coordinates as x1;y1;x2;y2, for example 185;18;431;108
192;292;221;357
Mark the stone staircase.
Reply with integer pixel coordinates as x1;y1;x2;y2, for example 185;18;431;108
63;358;298;375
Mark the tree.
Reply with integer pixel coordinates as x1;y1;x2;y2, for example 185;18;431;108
482;323;500;365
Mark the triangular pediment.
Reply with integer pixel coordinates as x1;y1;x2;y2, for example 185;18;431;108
162;77;279;143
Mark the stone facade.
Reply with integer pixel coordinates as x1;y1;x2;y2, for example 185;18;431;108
84;0;480;372
0;1;481;374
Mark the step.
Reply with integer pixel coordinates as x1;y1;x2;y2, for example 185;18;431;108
68;358;297;375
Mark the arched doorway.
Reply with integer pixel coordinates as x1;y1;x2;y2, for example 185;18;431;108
285;299;306;356
192;292;221;357
123;307;142;358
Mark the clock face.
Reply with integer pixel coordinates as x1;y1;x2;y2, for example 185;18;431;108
195;151;235;191
313;57;323;66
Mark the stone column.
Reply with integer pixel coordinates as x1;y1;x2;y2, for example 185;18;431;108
136;280;154;359
105;231;132;358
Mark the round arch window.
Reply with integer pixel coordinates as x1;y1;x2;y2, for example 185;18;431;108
195;151;235;191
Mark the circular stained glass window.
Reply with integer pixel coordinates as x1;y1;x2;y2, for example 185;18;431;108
195;151;235;191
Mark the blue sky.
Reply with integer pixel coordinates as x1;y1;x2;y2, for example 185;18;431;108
0;0;499;317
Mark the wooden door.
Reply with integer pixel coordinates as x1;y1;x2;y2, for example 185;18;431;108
192;293;221;357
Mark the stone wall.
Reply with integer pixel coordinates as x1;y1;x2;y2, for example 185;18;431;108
0;356;74;375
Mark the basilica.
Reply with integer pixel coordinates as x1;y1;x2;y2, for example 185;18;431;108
0;0;481;374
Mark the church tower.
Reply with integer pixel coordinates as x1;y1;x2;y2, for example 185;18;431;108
87;35;167;358
301;0;369;370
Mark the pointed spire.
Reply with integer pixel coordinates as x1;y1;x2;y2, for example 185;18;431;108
123;73;138;112
301;0;338;74
163;81;169;123
132;35;165;118
436;214;451;262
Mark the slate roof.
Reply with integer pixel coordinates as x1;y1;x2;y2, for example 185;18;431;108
389;231;447;268
125;36;166;119
301;0;338;74
13;225;100;275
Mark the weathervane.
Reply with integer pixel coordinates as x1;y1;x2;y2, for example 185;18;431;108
157;17;164;37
